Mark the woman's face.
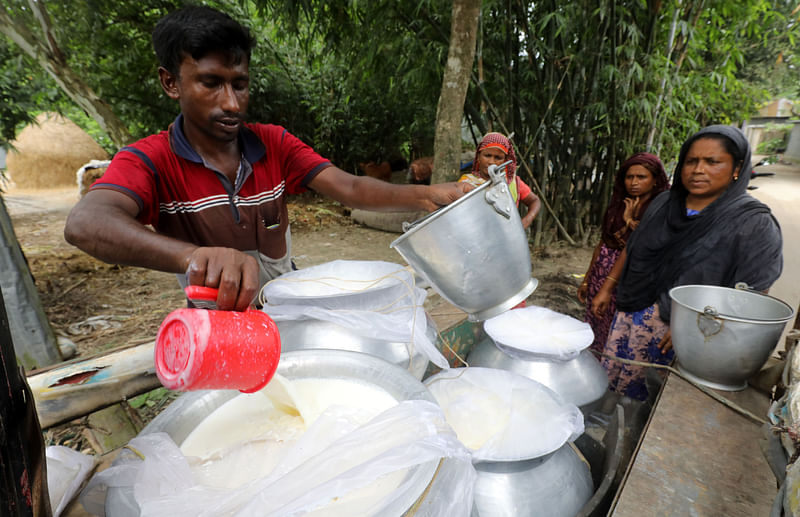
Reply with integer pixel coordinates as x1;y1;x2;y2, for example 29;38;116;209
476;146;508;177
624;164;655;198
681;137;739;206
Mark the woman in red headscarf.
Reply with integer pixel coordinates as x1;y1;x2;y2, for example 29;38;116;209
577;152;669;352
459;132;541;229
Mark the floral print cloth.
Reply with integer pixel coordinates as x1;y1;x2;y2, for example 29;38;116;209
601;303;673;401
583;243;622;353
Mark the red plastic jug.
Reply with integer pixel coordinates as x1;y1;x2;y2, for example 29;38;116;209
154;286;281;393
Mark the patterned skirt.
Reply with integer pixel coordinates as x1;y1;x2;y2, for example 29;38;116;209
583;244;622;353
600;303;674;401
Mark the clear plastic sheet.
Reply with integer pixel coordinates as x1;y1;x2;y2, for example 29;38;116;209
259;260;413;310
46;445;96;517
80;400;475;517
483;305;594;360
425;367;584;462
261;265;448;369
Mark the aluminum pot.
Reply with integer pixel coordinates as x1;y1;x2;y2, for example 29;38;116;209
390;163;537;322
106;350;440;516
275;314;436;380
467;336;608;415
669;284;795;391
471;443;593;517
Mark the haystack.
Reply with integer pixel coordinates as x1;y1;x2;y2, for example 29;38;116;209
6;113;109;189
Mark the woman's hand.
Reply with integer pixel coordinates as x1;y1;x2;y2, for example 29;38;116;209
519;193;541;229
657;330;673;353
622;196;641;227
577;282;589;304
591;286;613;318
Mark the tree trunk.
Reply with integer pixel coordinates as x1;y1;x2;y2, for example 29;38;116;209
0;2;132;148
432;0;481;183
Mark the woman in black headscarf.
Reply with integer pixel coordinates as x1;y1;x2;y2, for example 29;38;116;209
591;125;783;401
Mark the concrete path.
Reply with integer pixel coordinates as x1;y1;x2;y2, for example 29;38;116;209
2;186;78;216
749;158;800;348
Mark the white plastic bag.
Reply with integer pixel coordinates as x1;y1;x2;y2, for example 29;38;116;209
46;445;96;517
259;260;413;310
80;401;475;517
484;305;594;360
424;367;584;462
262;266;448;369
80;433;197;517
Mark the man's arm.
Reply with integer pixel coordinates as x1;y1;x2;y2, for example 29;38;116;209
64;189;258;311
307;166;471;213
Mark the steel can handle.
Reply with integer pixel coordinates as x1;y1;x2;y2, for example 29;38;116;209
184;285;219;310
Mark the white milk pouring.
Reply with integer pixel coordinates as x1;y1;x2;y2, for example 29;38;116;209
178;375;404;514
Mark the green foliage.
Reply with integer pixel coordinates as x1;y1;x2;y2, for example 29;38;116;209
127;387;179;415
0;37;64;146
3;0;799;241
42;0;188;141
757;136;787;154
250;0;452;166
456;0;798;243
756;122;792;153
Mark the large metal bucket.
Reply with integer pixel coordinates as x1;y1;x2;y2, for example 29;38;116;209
390;164;537;322
105;350;440;516
669;284;795;391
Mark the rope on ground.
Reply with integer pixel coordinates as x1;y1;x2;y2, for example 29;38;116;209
595;351;768;426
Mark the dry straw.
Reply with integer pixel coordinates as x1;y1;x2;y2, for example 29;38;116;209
6;112;109;189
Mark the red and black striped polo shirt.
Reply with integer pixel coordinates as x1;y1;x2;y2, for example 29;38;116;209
90;115;332;283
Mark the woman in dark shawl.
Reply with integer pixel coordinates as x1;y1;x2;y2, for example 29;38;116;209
578;152;669;352
591;125;783;401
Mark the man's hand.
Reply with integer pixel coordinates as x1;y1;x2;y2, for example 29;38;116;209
185;247;259;311
421;182;474;212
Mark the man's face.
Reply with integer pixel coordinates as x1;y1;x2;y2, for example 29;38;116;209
165;51;250;144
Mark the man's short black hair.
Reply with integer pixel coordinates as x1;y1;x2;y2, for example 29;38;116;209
152;5;255;76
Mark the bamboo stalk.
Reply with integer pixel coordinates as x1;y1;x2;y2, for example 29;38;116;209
27;342;161;429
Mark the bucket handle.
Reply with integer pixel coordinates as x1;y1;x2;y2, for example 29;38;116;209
183;286;258;313
697;305;723;338
484;161;515;219
487;160;513;185
399;159;516;231
401;210;438;233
